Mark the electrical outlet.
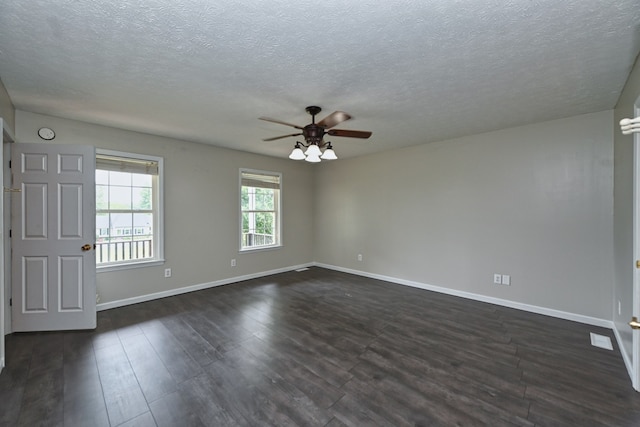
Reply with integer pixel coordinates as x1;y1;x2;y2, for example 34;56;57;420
357;254;363;262
493;274;502;284
231;259;236;267
164;268;172;278
501;274;511;286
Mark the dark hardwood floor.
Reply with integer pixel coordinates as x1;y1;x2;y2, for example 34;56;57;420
1;267;640;426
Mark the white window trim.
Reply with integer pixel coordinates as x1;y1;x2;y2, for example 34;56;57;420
96;149;164;272
239;168;282;252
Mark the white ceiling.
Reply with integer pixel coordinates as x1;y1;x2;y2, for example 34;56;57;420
0;1;639;159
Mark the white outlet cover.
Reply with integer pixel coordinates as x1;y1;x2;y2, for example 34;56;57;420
493;274;502;284
501;275;511;285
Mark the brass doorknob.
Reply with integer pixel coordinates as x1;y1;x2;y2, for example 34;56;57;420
81;244;92;251
630;317;640;330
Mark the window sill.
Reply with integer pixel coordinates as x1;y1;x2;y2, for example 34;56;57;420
97;259;165;273
239;244;282;253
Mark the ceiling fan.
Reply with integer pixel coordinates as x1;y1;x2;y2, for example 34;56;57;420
259;106;372;162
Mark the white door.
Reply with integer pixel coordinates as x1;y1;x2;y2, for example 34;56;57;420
11;143;96;331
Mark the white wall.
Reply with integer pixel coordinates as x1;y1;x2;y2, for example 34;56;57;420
613;55;640;365
315;111;614;320
14;111;315;305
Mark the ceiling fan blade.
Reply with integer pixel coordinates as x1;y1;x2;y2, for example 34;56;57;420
317;111;351;129
262;133;303;141
259;117;304;130
327;129;372;139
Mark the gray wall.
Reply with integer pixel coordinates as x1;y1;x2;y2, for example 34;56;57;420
14;110;315;305
613;55;640;364
6;107;621;324
0;78;14;135
314;111;614;320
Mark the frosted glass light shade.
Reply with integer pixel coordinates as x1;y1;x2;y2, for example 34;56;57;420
289;147;305;160
305;144;322;157
305;154;321;163
321;148;338;160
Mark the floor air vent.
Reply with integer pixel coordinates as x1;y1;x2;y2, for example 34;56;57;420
590;332;613;350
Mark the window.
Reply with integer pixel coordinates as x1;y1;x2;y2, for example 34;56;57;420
240;169;281;250
96;150;164;269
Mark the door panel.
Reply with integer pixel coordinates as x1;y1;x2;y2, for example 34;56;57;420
11;143;96;331
23;256;47;311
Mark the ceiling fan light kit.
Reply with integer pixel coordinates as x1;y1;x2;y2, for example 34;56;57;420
320;144;338;160
288;143;306;160
260;106;372;162
620;117;640;134
305;154;322;163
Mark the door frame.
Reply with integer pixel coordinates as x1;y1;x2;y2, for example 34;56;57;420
633;100;640;391
0;119;13;372
0;119;4;371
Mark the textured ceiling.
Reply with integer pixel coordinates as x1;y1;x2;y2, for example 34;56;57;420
0;0;639;159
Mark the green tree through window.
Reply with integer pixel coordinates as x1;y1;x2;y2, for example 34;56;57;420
240;170;281;250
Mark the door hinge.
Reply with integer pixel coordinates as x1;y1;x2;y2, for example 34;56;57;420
637;260;640;269
8;229;11;238
8;160;11;169
9;298;12;307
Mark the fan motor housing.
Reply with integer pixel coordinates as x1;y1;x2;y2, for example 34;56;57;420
303;124;325;144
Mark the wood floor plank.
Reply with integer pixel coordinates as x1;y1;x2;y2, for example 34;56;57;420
177;374;246;427
63;355;110;427
251;329;354;388
359;343;530;419
351;351;534;426
203;360;299;426
0;385;24;426
116;411;158;427
148;391;206;427
120;334;177;403
138;320;203;383
18;369;64;427
329;394;398;427
218;347;333;426
240;335;345;409
158;315;222;367
93;343;150;426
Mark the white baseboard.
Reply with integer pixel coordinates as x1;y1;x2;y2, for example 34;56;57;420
314;262;614;329
97;263;314;311
612;323;634;379
98;261;613;330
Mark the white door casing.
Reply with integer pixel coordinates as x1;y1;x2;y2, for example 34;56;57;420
0;120;4;371
11;143;96;331
633;101;640;391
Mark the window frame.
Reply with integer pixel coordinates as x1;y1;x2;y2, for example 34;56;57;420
239;168;282;252
96;149;165;272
